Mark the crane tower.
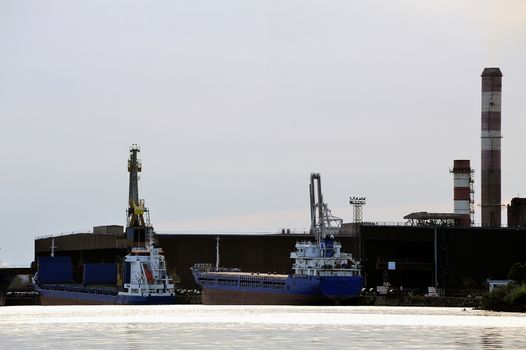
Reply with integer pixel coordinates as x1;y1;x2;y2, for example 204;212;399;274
126;144;152;247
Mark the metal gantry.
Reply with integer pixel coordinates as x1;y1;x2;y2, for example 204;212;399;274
309;173;343;243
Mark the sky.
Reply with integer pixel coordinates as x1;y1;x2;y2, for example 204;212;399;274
1;0;526;265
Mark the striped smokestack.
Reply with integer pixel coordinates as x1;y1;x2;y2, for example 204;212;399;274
451;160;473;227
481;67;502;227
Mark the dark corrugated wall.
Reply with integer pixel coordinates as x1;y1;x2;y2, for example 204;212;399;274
35;233;127;253
35;227;526;294
35;233;359;289
360;225;526;295
157;234;358;289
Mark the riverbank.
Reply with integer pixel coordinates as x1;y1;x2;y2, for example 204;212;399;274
346;295;480;308
480;282;526;312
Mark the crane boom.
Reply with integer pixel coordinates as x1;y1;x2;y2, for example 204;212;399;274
309;173;342;244
126;144;151;247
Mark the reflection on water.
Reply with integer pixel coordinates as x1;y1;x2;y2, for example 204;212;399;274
480;328;503;349
0;306;525;349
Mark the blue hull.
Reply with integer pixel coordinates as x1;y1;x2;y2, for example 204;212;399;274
34;283;175;305
193;269;362;305
319;275;364;300
115;295;175;305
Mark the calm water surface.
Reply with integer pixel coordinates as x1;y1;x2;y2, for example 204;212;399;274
1;305;525;349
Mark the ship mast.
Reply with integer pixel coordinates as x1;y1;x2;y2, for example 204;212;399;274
215;236;220;271
309;173;342;245
50;238;56;258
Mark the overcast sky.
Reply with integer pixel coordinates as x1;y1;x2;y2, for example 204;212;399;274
1;1;526;265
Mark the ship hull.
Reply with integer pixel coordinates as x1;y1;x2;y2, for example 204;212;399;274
201;287;328;305
115;294;175;305
35;285;116;305
319;275;364;300
34;284;175;305
193;269;362;305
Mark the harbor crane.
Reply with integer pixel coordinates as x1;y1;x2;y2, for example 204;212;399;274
309;173;343;244
126;144;153;247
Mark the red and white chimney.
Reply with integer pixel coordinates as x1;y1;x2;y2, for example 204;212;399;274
451;160;473;226
481;68;502;227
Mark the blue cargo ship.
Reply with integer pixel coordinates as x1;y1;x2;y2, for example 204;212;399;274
192;173;363;305
33;236;176;305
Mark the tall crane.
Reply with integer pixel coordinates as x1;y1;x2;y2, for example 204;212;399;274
309;173;342;244
126;145;152;247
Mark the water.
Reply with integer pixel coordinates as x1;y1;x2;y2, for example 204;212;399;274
1;306;526;349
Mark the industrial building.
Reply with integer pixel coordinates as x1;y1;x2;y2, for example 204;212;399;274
359;225;526;295
507;198;526;228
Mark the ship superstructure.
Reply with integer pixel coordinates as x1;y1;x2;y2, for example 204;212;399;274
292;173;361;278
117;231;175;304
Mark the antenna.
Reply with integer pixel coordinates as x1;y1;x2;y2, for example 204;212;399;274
215;236;221;271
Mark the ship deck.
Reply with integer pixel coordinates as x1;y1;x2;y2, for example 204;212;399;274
204;271;288;278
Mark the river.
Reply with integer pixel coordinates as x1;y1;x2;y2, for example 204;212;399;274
1;305;525;349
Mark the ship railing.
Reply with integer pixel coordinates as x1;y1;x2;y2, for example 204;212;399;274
240;281;285;289
193;264;243;273
295;241;316;245
240;278;285;289
193;263;212;272
201;272;286;289
292;263;361;271
238;277;286;289
216;267;241;272
239;274;286;287
238;274;284;282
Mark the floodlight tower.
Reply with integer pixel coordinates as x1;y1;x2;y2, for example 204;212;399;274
349;197;366;223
